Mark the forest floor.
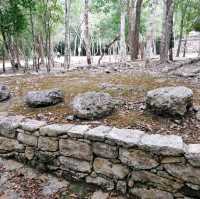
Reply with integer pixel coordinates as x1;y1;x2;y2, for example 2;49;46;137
0;158;125;199
0;57;200;143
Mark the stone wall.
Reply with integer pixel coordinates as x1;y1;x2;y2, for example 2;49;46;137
0;115;200;198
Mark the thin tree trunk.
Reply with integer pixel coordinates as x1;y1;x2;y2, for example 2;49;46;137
64;0;71;68
29;6;37;71
145;0;158;64
160;0;174;63
2;33;15;68
176;9;185;57
128;0;143;60
2;43;5;73
183;34;188;57
83;0;91;65
120;0;127;63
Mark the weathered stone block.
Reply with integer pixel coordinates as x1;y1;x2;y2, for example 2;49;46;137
164;164;200;185
40;124;73;137
161;156;186;164
0;116;24;138
85;126;112;141
185;144;200;167
92;142;118;159
20;119;47;132
86;176;114;191
59;156;91;173
119;148;158;169
117;181;127;194
38;137;58;152
105;128;144;147
130;188;173;199
25;147;35;160
17;133;37;147
129;170;183;192
93;158;129;179
67;125;90;138
60;139;92;161
0;137;23;152
140;134;185;156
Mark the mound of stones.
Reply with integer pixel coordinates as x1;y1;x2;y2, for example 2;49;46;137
145;86;193;117
0;85;10;102
25;89;64;108
72;91;116;119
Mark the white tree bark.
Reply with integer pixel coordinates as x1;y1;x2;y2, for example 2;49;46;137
120;0;127;63
64;0;71;68
83;0;92;65
145;0;158;62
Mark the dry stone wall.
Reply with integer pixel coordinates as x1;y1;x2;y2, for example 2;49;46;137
0;115;200;198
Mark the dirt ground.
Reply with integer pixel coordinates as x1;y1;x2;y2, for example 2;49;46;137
1;58;200;144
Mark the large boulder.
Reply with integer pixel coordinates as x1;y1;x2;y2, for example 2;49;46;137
25;89;64;108
72;92;116;119
145;86;193;117
0;85;10;102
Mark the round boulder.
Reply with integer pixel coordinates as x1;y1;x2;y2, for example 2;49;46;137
72;92;116;119
25;89;64;108
145;86;193;117
0;85;10;102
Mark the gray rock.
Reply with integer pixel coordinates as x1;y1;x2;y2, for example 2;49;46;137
85;126;112;141
0;137;23;152
59;156;91;173
129;170;182;192
0;116;24;138
106;128;144;147
146;86;193;116
60;139;92;161
93;158;129;179
86;176;114;191
20;119;47;132
119;148;159;169
17;133;37;147
67;125;90;138
185;144;200;167
92;142;118;159
25;147;35;160
72;92;116;119
25;89;64;108
0;85;10;102
40;124;73;137
139;134;185;156
116;181;127;194
38;137;58;152
130;188;173;199
164;164;200;185
91;190;109;199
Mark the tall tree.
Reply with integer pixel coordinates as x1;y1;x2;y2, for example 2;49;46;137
64;0;71;68
145;0;158;63
160;0;174;63
128;0;143;61
119;0;127;63
83;0;91;65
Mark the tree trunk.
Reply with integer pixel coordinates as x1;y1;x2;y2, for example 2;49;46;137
2;33;15;68
120;0;127;63
176;8;185;57
64;0;71;68
83;0;91;65
128;0;143;61
160;0;174;63
2;43;5;73
145;0;158;63
183;34;188;57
